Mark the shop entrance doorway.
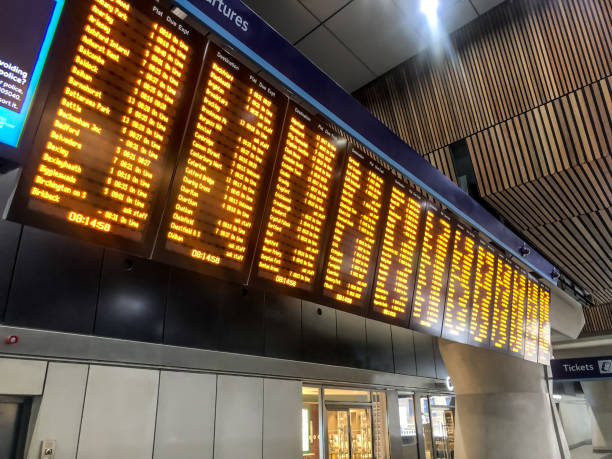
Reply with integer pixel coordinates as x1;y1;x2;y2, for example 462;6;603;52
418;395;455;459
302;387;389;459
397;392;455;459
327;407;373;459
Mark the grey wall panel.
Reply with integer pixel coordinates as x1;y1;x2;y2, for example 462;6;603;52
366;319;394;373
263;379;301;459
153;371;216;459
433;338;448;379
413;332;436;378
77;366;159;459
264;293;301;360
26;362;87;459
95;251;169;343
214;375;263;459
336;310;367;369
218;283;265;356
392;326;417;376
6;227;102;333
0;358;47;395
164;269;222;350
302;301;337;365
0;324;444;390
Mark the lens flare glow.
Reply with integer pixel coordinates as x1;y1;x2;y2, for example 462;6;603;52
421;0;440;28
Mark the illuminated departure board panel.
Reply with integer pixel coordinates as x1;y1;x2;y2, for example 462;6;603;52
489;254;514;352
441;224;477;343
370;183;425;323
508;266;528;357
154;42;287;280
409;204;453;335
4;0;557;365
467;243;497;348
321;147;386;309
254;103;344;292
9;0;204;254
538;284;551;365
523;278;540;362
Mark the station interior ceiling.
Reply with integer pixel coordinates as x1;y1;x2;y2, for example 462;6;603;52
242;0;506;92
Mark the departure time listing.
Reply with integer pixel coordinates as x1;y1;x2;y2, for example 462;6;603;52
14;0;202;252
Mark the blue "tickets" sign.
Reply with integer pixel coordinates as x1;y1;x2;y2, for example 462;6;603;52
550;356;612;381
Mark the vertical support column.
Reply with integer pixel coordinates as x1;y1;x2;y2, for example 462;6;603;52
385;390;403;459
581;381;612;453
413;393;428;459
439;339;561;459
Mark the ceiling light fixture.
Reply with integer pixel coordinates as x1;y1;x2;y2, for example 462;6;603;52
420;0;440;28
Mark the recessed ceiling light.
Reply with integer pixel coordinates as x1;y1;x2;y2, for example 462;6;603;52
420;0;440;28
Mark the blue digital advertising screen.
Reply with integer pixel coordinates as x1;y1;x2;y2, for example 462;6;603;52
0;0;64;149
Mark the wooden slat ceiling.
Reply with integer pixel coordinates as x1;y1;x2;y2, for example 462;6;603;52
356;0;612;155
467;77;612;304
354;0;612;305
425;146;457;184
582;302;612;336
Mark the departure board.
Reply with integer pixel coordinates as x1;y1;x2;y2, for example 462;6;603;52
467;243;497;348
370;183;425;322
508;266;528;357
523;278;540;362
255;103;344;292
441;224;477;343
154;43;287;279
4;0;557;365
409;204;453;335
538;284;551;365
489;254;514;351
9;0;204;254
322;147;385;308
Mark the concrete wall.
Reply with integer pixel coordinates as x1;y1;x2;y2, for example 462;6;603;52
558;401;591;448
582;381;612;453
0;358;302;459
439;340;562;459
